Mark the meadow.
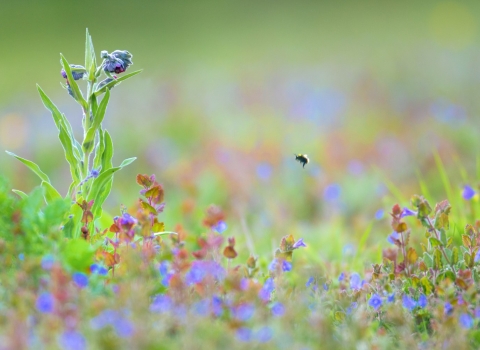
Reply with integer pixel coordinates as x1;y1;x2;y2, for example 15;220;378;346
2;2;480;349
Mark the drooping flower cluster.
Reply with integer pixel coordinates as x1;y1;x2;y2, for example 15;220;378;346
101;50;133;74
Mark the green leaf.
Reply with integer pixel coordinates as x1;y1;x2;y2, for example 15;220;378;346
83;90;110;153
41;181;61;204
429;237;442;247
120;157;136;167
12;189;28;199
101;130;114;170
423;253;433;268
6;151;50;183
62;202;83;238
60;54;88;109
93;128;105;171
452;246;459;264
94;69;143;96
462;234;472;249
434;248;443;269
87;167;121;219
62;238;95;271
85;28;96;80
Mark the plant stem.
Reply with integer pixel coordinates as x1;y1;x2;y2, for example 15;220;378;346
426;216;456;275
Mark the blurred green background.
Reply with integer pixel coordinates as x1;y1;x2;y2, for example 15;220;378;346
2;0;480;266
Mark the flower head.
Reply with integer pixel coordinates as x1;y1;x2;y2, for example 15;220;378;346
462;185;476;200
292;238;307;249
150;295;172;313
368;294;383;310
444;302;453;316
72;272;89;288
101;50;133;74
402;295;416;311
418;294;428;309
58;331;86;350
271;302;285;317
401;207;417;218
36;292;54;313
349;272;362;290
459;313;474;329
213;220;227;234
60;64;86;81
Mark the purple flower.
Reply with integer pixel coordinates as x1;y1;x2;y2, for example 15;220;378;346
418;294;428;309
292;238;307;249
72;273;88;288
58;331;86;350
462;185;476;200
256;163;273;181
306;277;315;288
101;50;133;74
91;310;118;329
368;294;383;310
387;231;400;245
324;183;341;201
212;296;223;317
90;169;100;178
282;260;292;272
185;260;226;285
150;295;172;313
259;278;275;301
90;264;108;276
475;307;480;319
323;283;328;291
401;207;417;218
271;302;285;317
475;250;480;263
113;317;134;338
36;293;54;313
256;326;273;343
233;303;255;321
402;295;416;311
213;220;227;234
444;302;453;316
194;300;210;316
387;293;395;303
346;302;358;315
118;213;137;230
350;273;362;290
41;255;55;270
459;313;474;329
375;209;384;220
60;64;86;81
338;272;345;282
236;327;252;342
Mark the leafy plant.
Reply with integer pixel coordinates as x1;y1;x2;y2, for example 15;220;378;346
6;29;141;238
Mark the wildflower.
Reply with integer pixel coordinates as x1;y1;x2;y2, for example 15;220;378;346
387;293;395;303
292;238;307;249
41;255;55;270
475;250;480;263
282;260;292;272
256;163;272;181
459;313;474;329
90;169;100;178
306;277;315;287
18;253;24;261
101;50;133;74
323;283;328;291
387;231;400;245
193;300;210;316
324;183;341;201
185;260;226;285
402;295;416;311
375;209;384;220
338;272;345;282
368;294;383;310
113;317;134;338
475;307;480;318
150;295;172;313
350;273;362;290
36;293;54;313
346;302;358;315
118;213;137;230
213;220;227;234
90;264;108;276
256;326;273;343
401;207;417;218
60;64;86;81
72;272;88;288
259;278;275;301
211;296;223;317
233;303;255;321
58;330;86;350
462;185;476;200
444;302;453;316
271;302;285;317
236;327;252;342
418;294;428;309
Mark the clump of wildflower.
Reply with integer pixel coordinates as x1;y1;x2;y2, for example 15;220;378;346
101;50;133;74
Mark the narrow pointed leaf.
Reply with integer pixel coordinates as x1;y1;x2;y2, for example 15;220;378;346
12;189;28;199
94;70;142;96
60;54;87;108
6;151;50;183
41;181;62;204
120;157;136;167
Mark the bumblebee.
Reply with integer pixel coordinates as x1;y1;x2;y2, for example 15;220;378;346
294;154;309;168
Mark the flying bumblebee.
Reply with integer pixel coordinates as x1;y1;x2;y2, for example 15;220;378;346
294;154;309;168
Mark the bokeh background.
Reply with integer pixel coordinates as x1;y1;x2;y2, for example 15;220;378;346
2;0;480;266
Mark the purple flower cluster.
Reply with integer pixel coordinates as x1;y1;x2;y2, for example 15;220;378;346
101;50;133;74
90;309;134;338
185;260;226;285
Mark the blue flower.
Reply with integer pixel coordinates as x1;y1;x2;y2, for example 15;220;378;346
58;331;86;350
72;273;88;288
418;294;427;309
90;264;108;276
194;300;210;316
338;272;345;282
387;231;400;245
292;238;307;249
387;293;395;303
306;277;315;288
475;250;480;263
324;183;341;201
462;185;476;200
459;313;474;329
90;169;100;178
113;317;134;338
256;326;273;343
236;327;252;342
211;296;223;317
401;207;417;218
185;260;226;285
375;209;384;220
346;302;358;315
60;64;86;81
368;294;383;310
150;295;172;313
402;295;416;311
213;220;227;234
18;253;24;261
282;260;292;272
259;278;275;301
349;273;362;290
444;302;453;316
36;293;54;313
271;302;285;317
41;255;55;270
256;163;273;181
475;307;480;319
233;303;255;321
